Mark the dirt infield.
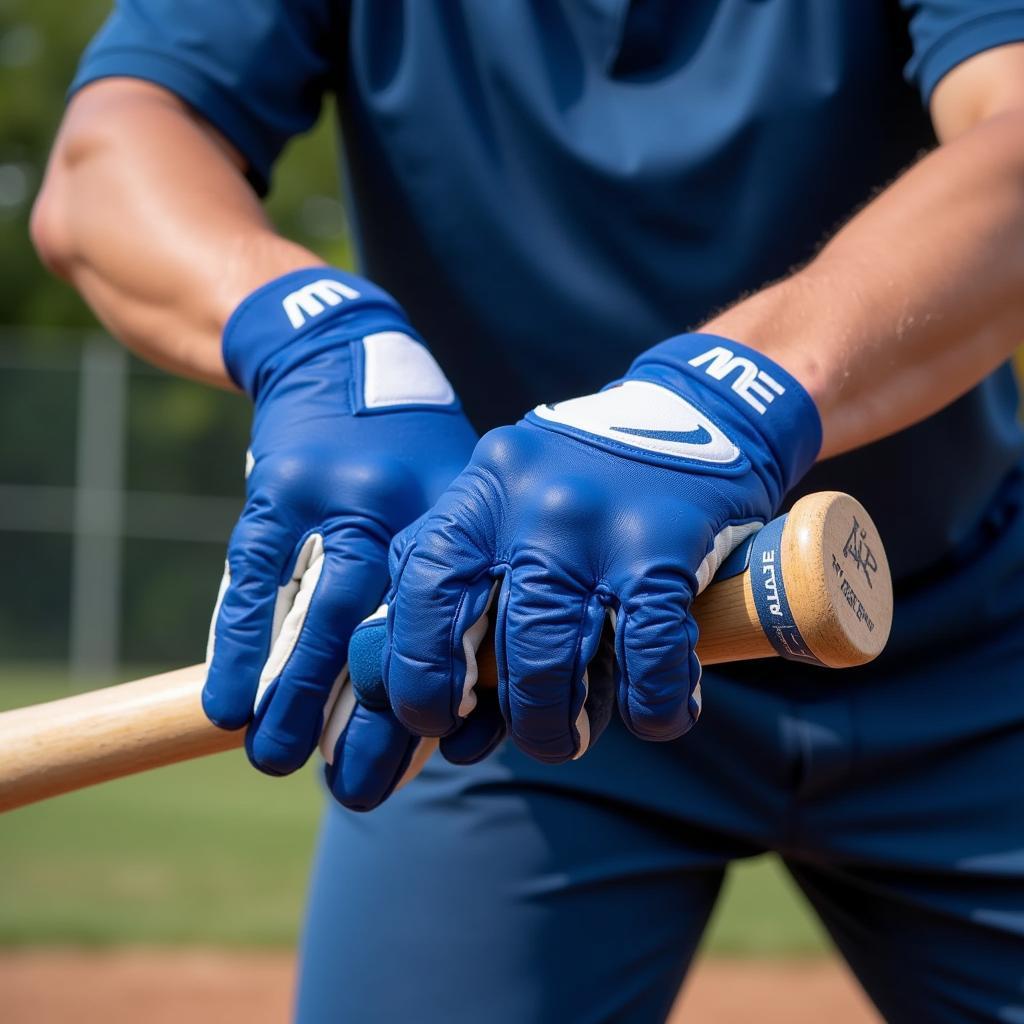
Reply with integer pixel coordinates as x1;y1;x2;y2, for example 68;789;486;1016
1;950;880;1022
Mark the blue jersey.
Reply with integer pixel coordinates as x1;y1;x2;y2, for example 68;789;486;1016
72;1;1024;592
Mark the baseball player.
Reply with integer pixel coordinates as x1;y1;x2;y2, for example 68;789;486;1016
33;2;1024;1021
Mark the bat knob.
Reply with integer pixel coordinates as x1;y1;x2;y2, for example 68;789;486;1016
775;491;893;668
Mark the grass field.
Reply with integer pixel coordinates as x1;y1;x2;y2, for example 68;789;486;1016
0;668;833;955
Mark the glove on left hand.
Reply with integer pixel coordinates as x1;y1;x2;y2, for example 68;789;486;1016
202;268;478;805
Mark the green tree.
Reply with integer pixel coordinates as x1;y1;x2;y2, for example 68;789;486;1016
0;0;351;329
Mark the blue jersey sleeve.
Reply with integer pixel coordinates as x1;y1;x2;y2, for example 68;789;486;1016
70;0;339;194
902;1;1024;103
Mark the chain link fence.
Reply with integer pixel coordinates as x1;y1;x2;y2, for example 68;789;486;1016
0;328;250;677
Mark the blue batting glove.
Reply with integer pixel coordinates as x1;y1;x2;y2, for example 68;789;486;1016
322;518;507;811
382;333;821;764
202;268;477;794
336;504;581;810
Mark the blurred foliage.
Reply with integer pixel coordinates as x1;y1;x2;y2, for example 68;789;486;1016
0;0;352;328
0;1;106;328
0;2;353;663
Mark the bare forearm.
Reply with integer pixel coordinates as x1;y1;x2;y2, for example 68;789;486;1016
706;109;1024;459
32;80;319;386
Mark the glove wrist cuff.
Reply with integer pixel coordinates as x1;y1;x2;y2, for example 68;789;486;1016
223;268;415;398
627;333;822;498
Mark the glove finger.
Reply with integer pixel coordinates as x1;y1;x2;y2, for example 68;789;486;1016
348;596;504;767
439;686;506;765
614;577;701;743
246;525;389;775
578;614;617;752
321;673;433;812
437;587;505;764
385;509;494;737
496;566;607;764
386;512;431;596
203;513;290;730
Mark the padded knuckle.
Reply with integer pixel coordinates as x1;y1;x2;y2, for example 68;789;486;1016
519;474;606;529
253;450;424;530
615;499;683;548
472;425;522;469
328;457;421;517
250;451;321;500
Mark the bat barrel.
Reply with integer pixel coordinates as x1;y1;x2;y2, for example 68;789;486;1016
0;665;240;813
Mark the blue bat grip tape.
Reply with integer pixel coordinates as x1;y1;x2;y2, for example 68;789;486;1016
747;515;825;667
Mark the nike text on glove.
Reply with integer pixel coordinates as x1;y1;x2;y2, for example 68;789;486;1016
381;333;822;765
202;267;477;804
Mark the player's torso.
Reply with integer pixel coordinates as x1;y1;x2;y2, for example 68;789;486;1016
339;0;922;391
335;0;1024;591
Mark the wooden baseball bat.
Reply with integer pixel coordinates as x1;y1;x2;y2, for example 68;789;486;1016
0;491;891;813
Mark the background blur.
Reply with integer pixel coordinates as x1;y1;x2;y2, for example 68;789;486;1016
0;6;999;1015
0;0;357;956
0;0;353;677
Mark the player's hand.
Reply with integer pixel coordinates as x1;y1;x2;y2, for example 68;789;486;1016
202;268;477;783
382;334;821;764
321;515;511;811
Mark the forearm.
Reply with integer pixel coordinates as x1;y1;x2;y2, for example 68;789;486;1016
31;80;319;386
705;108;1024;459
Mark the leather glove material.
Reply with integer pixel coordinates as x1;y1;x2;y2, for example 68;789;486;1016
381;332;821;765
202;268;477;797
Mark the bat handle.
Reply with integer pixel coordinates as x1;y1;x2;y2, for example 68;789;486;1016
339;490;892;795
0;492;891;813
348;489;893;706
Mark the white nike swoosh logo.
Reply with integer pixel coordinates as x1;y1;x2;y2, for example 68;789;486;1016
532;381;740;463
